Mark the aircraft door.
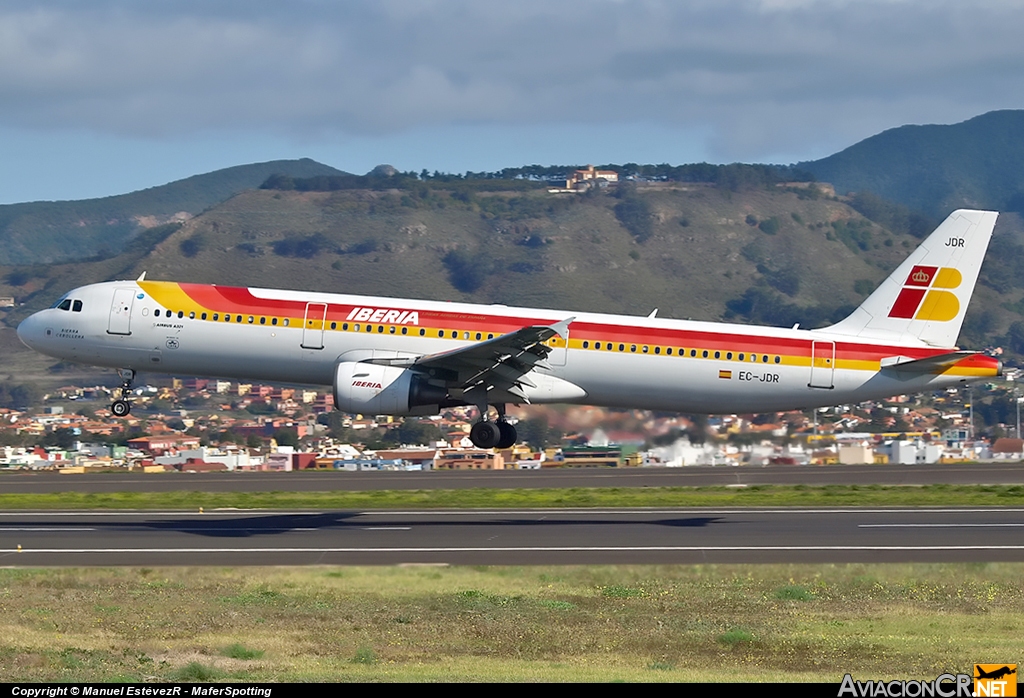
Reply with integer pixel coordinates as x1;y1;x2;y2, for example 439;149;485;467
107;287;136;335
808;340;835;389
302;302;328;349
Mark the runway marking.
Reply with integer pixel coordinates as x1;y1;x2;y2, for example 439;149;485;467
859;523;1024;528
7;545;1024;554
362;527;412;530
0;527;96;531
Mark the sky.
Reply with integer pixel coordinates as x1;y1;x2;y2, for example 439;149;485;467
2;0;1024;204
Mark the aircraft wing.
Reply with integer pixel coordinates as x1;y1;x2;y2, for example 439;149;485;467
370;318;574;402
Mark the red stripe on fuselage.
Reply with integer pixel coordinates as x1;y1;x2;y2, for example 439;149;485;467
171;282;959;364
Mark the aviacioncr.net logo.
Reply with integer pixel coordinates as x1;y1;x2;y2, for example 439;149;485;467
838;673;973;697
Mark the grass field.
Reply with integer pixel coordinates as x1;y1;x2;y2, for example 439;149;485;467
1;483;1023;510
1;564;1021;682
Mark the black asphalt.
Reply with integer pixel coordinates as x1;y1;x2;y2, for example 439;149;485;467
3;462;1024;493
3;507;1023;565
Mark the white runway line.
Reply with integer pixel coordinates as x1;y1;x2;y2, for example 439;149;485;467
7;544;1024;554
859;523;1024;528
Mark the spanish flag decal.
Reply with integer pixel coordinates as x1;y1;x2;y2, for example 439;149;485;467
719;370;732;380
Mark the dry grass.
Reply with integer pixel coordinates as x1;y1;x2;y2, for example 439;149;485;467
1;564;1022;682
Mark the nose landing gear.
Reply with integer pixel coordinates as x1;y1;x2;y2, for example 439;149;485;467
110;368;135;417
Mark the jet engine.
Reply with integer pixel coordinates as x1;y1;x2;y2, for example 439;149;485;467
333;361;450;416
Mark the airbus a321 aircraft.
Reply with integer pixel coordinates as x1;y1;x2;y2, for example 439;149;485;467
16;209;1001;449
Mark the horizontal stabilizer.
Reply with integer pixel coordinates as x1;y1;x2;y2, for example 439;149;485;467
881;351;988;374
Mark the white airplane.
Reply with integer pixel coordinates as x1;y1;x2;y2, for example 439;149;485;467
17;209;1001;449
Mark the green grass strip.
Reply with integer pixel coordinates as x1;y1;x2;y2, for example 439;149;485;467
1;483;1023;509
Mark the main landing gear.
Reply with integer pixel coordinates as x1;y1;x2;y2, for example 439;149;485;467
110;368;135;417
469;404;517;450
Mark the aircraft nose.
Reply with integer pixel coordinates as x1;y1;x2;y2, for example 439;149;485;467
16;313;43;350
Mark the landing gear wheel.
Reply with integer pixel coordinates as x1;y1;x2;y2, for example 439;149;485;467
111;368;135;417
496;420;517;449
470;421;502;449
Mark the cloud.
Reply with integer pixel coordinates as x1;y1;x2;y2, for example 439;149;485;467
1;0;1023;162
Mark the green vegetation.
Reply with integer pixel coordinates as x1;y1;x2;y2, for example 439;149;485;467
2;564;1021;682
222;643;265;660
1;484;1023;510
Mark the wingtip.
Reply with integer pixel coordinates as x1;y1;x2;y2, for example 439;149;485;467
549;316;575;339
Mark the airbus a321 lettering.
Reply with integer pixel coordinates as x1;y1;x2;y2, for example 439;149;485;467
17;209;1001;449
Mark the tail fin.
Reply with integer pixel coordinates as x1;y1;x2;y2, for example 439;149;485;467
825;209;998;347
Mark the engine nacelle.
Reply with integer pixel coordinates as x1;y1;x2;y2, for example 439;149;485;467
333;361;449;416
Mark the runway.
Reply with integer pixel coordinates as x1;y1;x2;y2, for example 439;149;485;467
3;462;1024;493
3;507;1024;565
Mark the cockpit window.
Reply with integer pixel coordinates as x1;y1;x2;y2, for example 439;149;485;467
57;299;72;311
72;300;83;312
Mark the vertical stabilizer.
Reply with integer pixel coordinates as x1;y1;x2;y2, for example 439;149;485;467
825;209;998;347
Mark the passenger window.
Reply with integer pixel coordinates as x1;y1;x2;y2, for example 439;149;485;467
354;324;360;331
260;317;267;325
402;327;408;335
72;300;83;312
690;349;697;357
213;313;219;321
419;329;425;336
488;334;494;339
225;314;231;322
762;355;768;363
583;341;590;349
378;325;384;333
273;318;278;326
330;321;336;329
630;345;636;353
283;319;289;327
189;311;196;319
642;346;648;353
58;299;72;311
236;315;242;323
178;311;184;319
738;353;744;361
702;350;708;358
654;347;660;355
247;316;254;324
154;309;161;317
389;326;396;334
475;332;482;340
439;330;445;337
714;351;720;359
201;312;207;320
775;356;781;364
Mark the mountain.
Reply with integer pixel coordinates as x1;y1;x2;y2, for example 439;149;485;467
801;110;1024;218
0;178;979;328
0;158;348;265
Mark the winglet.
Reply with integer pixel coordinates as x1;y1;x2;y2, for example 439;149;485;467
548;317;575;340
136;271;147;282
